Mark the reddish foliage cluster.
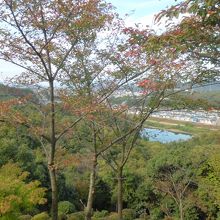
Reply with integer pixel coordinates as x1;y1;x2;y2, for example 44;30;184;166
0;96;29;116
137;79;159;94
123;27;150;37
123;27;152;45
149;59;158;65
124;49;141;58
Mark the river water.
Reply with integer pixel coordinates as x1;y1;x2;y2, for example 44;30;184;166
141;128;192;143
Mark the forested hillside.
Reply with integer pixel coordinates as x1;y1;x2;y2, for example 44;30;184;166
0;105;220;220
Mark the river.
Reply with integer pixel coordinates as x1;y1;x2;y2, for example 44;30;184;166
141;128;192;143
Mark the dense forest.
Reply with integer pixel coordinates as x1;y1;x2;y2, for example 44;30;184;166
1;102;220;220
0;0;219;220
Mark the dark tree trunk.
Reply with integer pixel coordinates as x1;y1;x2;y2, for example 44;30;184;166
49;80;58;220
117;167;123;220
85;154;98;220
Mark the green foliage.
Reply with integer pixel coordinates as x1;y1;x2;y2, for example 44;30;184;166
100;209;136;220
67;211;84;220
148;207;164;220
58;214;67;220
194;147;220;217
92;210;108;218
123;171;143;207
0;123;48;188
64;165;90;209
106;212;118;220
91;216;106;220
31;212;50;220
0;67;220;220
184;206;200;220
122;209;136;220
0;163;47;218
110;95;139;108
58;201;75;215
188;90;220;109
19;215;32;220
139;213;150;219
147;147;200;218
162;93;209;110
0;125;18;166
93;179;112;210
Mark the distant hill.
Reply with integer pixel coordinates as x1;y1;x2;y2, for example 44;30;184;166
192;82;220;92
0;83;35;100
110;82;220;110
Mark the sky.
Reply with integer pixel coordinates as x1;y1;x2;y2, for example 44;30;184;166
0;0;180;82
109;0;180;27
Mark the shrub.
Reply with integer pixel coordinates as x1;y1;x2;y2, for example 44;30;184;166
58;201;76;215
58;213;67;220
67;211;84;220
93;210;109;218
139;213;150;219
0;163;46;218
92;217;106;220
106;209;136;220
19;215;32;220
106;212;118;220
164;217;174;220
122;209;136;220
31;212;50;220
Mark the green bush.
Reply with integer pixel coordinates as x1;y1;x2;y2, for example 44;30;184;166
93;210;109;218
122;209;136;220
31;212;50;220
107;212;118;220
19;215;32;220
139;213;150;219
106;209;136;220
67;211;84;220
58;213;67;220
0;163;46;218
92;217;106;220
148;208;164;220
58;201;76;215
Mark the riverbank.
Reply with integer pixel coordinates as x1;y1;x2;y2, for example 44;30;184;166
145;117;219;135
146;124;192;135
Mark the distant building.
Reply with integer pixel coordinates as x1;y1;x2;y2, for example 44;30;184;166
151;110;220;126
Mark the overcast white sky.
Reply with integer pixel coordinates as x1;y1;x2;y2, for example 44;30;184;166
0;0;180;82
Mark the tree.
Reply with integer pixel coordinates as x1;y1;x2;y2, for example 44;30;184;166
97;24;202;219
58;21;160;219
0;162;46;219
100;109;155;220
155;0;220;82
64;17;207;219
195;146;220;219
0;2;214;220
0;1;116;219
148;145;206;220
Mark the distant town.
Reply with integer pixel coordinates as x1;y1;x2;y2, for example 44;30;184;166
151;110;220;126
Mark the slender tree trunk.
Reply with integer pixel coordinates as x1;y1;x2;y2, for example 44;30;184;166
49;80;58;220
49;165;58;220
85;154;98;220
179;199;184;220
117;167;123;220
